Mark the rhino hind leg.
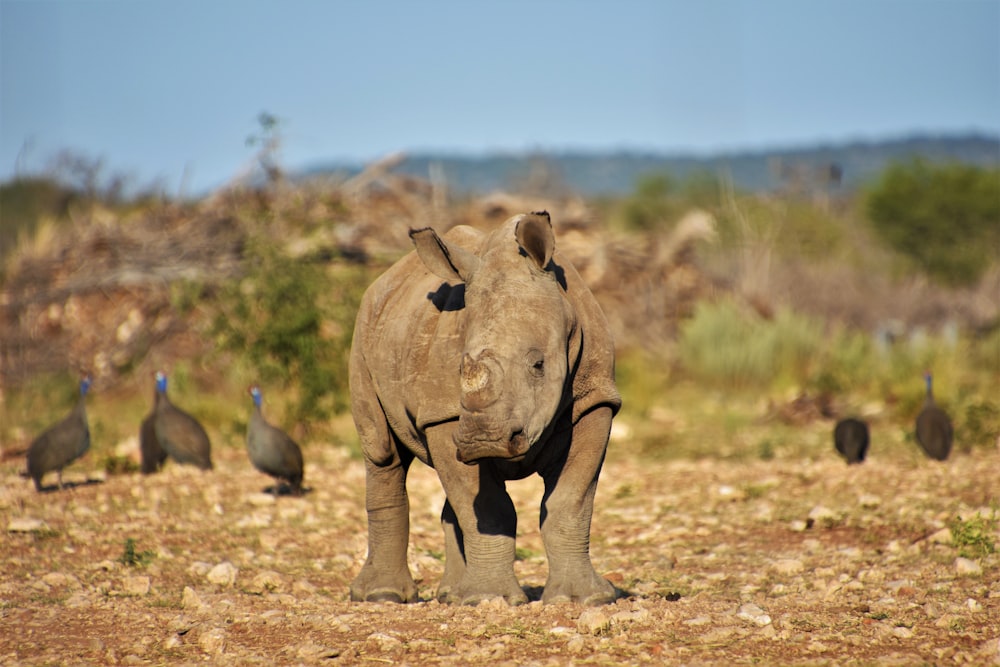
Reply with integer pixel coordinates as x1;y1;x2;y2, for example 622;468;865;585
428;425;527;606
539;406;618;606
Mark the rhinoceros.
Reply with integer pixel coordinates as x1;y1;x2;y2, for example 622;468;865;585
348;211;621;605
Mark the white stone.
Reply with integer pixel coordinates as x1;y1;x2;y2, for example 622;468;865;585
197;628;226;655
367;632;401;649
247;570;287;594
737;603;772;626
122;575;151;596
7;518;47;532
808;505;838;527
182;586;204;609
771;559;805;575
577;608;611;635
247;493;277;507
928;527;953;545
206;561;238;587
684;615;712;626
955;557;983;576
42;572;72;588
858;494;881;509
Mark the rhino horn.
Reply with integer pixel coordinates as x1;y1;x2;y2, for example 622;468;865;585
460;352;502;410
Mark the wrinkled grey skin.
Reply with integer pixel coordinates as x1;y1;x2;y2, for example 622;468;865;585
349;212;621;606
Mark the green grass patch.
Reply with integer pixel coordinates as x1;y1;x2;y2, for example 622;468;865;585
949;512;997;559
119;538;156;567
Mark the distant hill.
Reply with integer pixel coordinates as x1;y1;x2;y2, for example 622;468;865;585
301;133;1000;196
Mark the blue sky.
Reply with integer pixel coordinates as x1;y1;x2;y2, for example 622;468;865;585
2;0;998;194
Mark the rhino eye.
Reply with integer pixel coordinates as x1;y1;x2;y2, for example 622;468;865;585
528;350;545;377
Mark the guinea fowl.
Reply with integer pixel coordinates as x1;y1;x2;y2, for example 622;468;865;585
26;376;92;491
139;412;168;474
153;371;213;470
833;417;869;464
247;385;304;496
915;371;953;461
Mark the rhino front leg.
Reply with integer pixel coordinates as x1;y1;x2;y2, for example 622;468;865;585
427;424;527;606
437;499;466;601
539;405;618;605
350;454;419;603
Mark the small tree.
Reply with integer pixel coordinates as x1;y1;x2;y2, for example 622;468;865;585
866;159;1000;286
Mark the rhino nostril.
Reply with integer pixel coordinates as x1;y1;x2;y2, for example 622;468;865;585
508;429;527;455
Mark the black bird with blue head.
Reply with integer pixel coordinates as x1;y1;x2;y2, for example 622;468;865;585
153;371;213;470
915;371;952;461
26;375;92;491
247;384;304;496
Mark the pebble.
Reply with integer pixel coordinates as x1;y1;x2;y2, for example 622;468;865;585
955;558;982;576
366;632;402;650
247;493;277;507
182;586;204;609
771;559;805;575
684;616;711;626
7;518;47;533
42;572;75;588
122;575;151;597
611;608;650;628
65;591;92;608
928;527;952;545
206;561;238;587
197;627;226;655
808;505;839;527
295;642;342;660
858;494;881;508
737;603;771;626
247;570;287;594
577;608;611;635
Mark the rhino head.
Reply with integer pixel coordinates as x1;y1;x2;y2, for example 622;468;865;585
411;212;576;464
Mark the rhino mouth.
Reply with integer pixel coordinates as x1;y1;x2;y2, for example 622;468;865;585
454;428;530;464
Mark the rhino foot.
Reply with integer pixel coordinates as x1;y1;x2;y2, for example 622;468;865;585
354;589;412;604
349;568;418;604
437;576;528;606
542;571;618;606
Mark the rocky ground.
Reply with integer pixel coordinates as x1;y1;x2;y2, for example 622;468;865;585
2;441;998;666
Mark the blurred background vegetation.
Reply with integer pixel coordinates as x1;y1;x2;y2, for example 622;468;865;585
1;134;998;470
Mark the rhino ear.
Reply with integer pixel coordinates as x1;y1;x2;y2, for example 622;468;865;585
516;211;554;271
410;227;480;283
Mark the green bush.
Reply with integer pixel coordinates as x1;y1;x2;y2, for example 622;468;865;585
618;173;676;232
0;177;77;263
678;300;822;389
866;160;1000;286
615;171;729;233
210;238;371;424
